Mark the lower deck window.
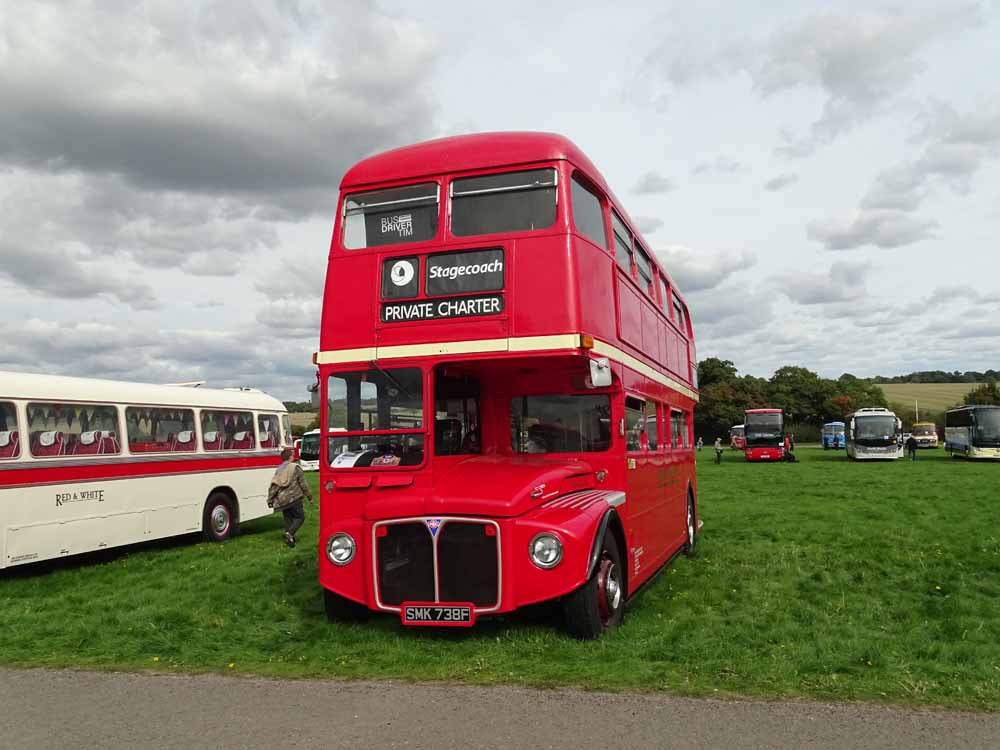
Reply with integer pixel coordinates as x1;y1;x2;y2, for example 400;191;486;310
511;394;611;454
327;434;425;467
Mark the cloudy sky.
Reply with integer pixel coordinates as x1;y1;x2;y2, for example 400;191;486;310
1;0;998;400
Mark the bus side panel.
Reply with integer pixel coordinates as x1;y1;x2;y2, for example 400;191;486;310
1;466;274;569
510;236;578;338
575;238;617;344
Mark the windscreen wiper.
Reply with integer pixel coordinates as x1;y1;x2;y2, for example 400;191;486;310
369;360;414;401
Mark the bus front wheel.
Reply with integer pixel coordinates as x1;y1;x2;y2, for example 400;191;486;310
562;533;624;640
203;492;237;542
323;589;370;623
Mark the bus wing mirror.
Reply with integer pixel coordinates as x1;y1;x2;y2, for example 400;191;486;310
309;383;320;409
588;357;612;388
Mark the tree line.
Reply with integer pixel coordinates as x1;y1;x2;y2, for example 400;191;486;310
696;359;1000;443
874;369;1000;384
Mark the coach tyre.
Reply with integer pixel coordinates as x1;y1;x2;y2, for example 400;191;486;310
202;492;236;542
562;532;624;639
323;589;370;622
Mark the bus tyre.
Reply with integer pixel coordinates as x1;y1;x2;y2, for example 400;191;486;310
323;589;370;623
683;494;697;558
562;533;624;640
203;492;237;542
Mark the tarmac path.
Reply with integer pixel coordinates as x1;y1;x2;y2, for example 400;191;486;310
2;667;998;749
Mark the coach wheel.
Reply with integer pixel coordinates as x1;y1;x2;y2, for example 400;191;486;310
684;494;697;558
203;492;237;542
562;532;624;640
323;589;371;623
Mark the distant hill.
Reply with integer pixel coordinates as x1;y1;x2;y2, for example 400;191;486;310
289;412;316;428
878;383;980;413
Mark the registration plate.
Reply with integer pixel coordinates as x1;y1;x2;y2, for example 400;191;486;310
401;603;475;627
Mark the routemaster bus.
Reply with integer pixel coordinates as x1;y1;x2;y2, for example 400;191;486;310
313;132;699;639
845;407;903;460
729;424;745;450
744;409;785;461
0;371;291;569
945;405;1000;459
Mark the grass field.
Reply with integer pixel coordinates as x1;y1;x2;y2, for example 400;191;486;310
878;383;980;413
289;412;317;428
2;447;999;710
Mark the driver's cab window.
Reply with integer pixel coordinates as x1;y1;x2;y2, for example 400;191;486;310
625;396;645;452
434;371;481;455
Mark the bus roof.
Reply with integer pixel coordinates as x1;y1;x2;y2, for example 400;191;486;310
946;404;1000;412
745;408;782;414
341;132;608;192
336;131;688;312
823;421;845;426
0;371;286;412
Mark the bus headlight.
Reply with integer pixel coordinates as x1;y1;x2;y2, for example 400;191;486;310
529;532;563;569
326;533;356;566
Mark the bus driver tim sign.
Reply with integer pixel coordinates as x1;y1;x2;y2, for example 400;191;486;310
381;248;505;323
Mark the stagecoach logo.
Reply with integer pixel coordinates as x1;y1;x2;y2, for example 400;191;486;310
426;248;504;296
55;488;105;507
390;259;416;287
425;518;442;536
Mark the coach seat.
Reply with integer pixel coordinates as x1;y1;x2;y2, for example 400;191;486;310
0;430;19;458
32;430;65;457
231;430;253;449
203;430;221;450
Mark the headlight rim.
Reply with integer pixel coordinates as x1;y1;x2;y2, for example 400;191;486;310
326;532;356;566
528;531;564;570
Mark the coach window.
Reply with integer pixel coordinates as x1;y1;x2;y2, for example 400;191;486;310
571;174;608;248
625;396;645;452
202;410;255;451
611;211;633;272
126;407;196;453
343;182;439;249
451;168;556;236
26;403;121;457
0;402;19;459
281;414;293;446
257;414;281;449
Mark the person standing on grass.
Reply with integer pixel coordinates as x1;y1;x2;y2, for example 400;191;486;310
267;447;313;547
696;436;703;451
906;434;918;461
714;437;723;464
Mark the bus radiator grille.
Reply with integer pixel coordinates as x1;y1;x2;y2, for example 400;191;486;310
376;522;435;606
437;522;499;608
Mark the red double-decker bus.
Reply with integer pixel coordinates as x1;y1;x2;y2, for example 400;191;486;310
313;132;699;638
743;408;785;462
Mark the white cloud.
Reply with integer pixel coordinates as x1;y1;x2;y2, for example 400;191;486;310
807;210;938;250
632;171;674;194
656;246;757;293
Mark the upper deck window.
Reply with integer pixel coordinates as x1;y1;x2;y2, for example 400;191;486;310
571;175;607;248
658;275;670;315
635;244;654;293
451;168;556;237
611;212;632;271
343;182;439;249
